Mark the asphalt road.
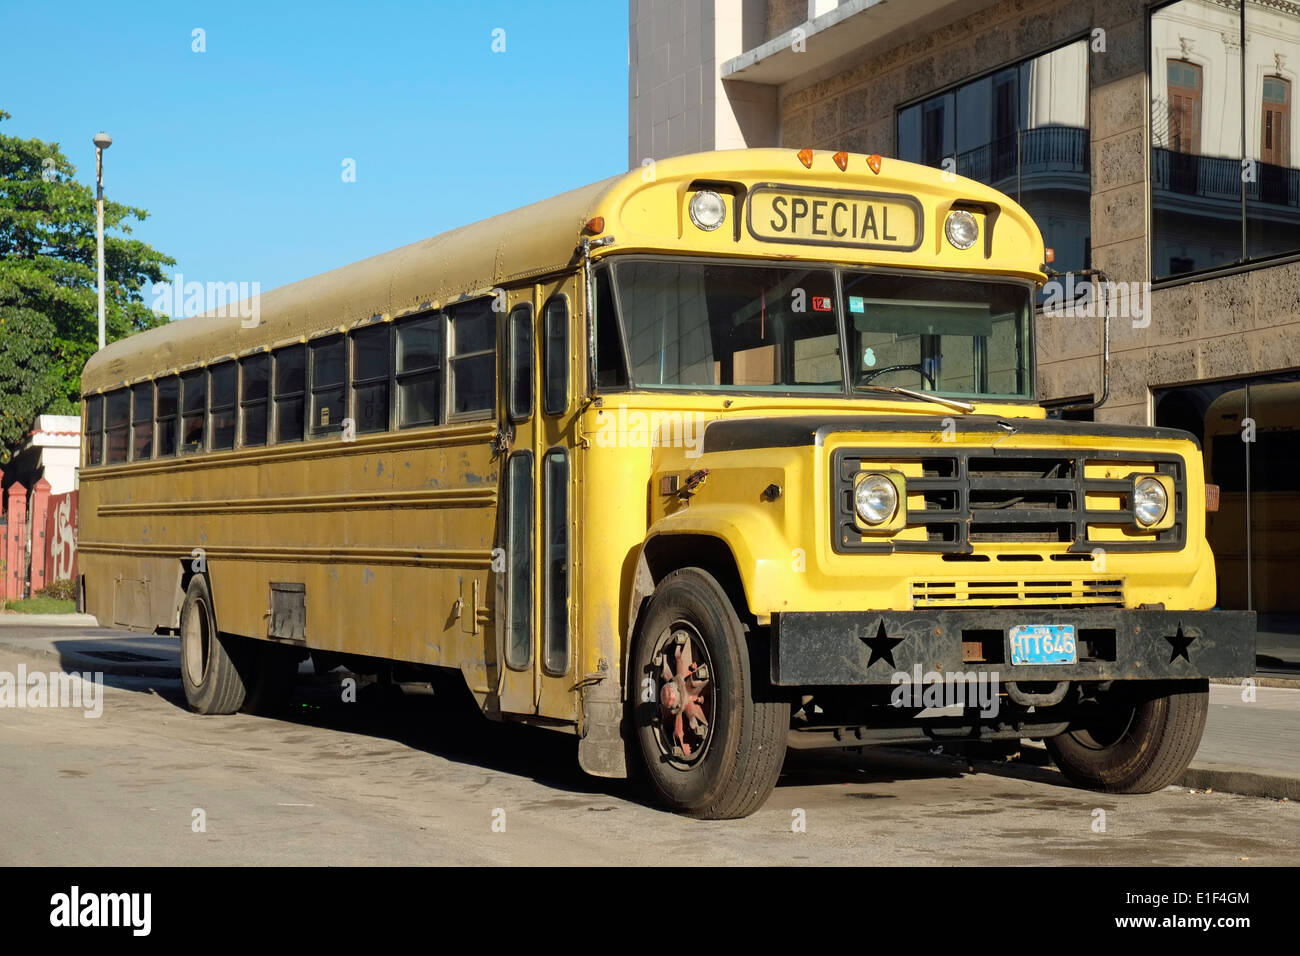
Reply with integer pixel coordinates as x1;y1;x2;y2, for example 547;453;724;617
0;643;1295;866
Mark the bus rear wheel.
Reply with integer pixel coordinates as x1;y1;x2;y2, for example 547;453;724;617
1045;679;1209;793
631;568;788;819
179;576;247;715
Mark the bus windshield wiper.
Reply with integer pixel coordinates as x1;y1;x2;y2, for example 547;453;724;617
852;383;976;413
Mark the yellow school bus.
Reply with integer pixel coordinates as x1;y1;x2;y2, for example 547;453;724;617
79;148;1254;818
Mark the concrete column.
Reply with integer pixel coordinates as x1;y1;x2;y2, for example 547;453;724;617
6;481;27;601
29;478;51;597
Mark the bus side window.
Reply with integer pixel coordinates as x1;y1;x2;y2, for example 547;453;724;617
180;370;207;454
274;344;307;443
240;353;269;447
543;295;568;416
84;395;103;467
396;314;443;428
105;389;130;464
447;300;496;420
310;335;346;436
507;304;534;423
594;268;628;389
209;361;237;450
156;376;179;456
352;323;391;434
131;382;154;461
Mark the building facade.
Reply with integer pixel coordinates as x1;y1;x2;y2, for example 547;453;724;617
629;0;1300;667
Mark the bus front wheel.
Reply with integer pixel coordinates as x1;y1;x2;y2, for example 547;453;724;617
179;575;247;715
1045;679;1209;793
631;568;788;819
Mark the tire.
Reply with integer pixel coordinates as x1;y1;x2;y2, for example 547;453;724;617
629;568;789;819
1045;679;1209;793
179;576;247;715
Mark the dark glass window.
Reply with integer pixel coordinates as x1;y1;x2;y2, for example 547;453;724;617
131;382;153;461
104;390;130;464
352;324;391;434
209;361;236;450
84;395;103;467
543;296;568;416
898;39;1091;275
240;353;269;447
448;301;496;418
508;305;533;422
310;335;346;436
156;376;179;456
542;449;570;675
396;315;443;428
274;344;306;443
1151;0;1300;277
180;370;206;454
595;268;629;389
504;452;533;670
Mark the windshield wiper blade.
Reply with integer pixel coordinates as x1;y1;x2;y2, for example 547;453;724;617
852;383;976;413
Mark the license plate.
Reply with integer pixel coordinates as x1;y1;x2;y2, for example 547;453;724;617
1009;624;1077;665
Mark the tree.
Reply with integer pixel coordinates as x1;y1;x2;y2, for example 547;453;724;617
0;109;175;463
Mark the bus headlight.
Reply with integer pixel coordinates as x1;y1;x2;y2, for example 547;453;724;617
1133;477;1169;527
944;209;978;250
855;473;899;525
689;190;727;231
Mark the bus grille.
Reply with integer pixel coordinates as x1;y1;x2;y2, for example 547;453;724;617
911;578;1125;608
833;447;1186;555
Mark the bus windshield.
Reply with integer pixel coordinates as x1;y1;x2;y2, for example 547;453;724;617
606;258;1033;400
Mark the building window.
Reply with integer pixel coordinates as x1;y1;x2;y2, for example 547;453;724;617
897;39;1091;275
1151;0;1300;277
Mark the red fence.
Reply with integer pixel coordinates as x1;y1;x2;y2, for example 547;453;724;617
0;471;78;602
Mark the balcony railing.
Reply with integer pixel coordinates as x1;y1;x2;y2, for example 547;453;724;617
1152;147;1300;207
955;126;1089;187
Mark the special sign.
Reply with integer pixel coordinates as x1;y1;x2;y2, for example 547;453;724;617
746;185;923;251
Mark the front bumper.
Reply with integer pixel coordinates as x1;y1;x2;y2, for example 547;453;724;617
771;608;1256;685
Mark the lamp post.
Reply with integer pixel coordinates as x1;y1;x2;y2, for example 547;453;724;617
93;131;112;351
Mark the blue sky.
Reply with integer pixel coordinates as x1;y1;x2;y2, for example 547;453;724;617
1;0;629;314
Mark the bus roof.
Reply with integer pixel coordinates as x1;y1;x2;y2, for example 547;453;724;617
83;148;1046;394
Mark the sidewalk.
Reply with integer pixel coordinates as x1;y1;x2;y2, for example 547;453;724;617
0;623;1295;799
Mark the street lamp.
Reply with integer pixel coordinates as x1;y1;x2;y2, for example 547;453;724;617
93;131;112;351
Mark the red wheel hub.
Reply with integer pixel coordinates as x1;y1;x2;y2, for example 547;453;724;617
658;633;710;757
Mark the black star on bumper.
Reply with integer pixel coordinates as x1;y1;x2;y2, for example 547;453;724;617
861;620;905;668
1166;625;1196;664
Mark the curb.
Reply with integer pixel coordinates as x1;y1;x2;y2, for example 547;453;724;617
1178;763;1300;801
0;614;101;628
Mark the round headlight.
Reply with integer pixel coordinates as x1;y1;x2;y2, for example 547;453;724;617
688;190;727;231
1133;477;1168;527
855;473;899;526
944;209;979;250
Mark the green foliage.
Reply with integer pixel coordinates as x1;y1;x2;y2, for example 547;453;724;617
0;108;175;462
4;595;76;614
37;577;77;601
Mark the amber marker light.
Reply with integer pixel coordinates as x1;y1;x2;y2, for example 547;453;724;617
584;217;605;235
1045;247;1056;263
866;154;882;174
797;148;814;168
833;151;849;171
